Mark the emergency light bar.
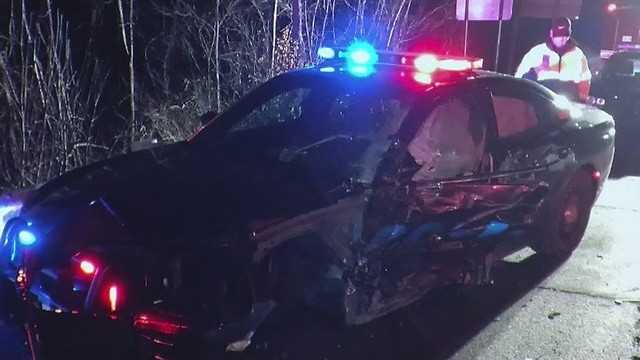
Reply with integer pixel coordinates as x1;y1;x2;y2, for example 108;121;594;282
317;42;484;78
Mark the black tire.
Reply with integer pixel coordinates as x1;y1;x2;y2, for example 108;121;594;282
534;169;596;259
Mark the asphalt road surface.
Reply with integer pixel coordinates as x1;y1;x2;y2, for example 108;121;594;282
2;125;640;360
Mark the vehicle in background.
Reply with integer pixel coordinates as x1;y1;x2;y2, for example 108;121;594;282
591;50;640;131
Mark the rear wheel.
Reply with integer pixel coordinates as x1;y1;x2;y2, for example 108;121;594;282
534;169;596;259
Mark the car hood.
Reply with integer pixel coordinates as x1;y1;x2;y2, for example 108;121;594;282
21;140;354;241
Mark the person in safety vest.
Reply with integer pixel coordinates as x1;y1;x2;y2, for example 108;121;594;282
515;17;591;101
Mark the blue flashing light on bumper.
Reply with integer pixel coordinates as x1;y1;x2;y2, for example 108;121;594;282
18;230;36;246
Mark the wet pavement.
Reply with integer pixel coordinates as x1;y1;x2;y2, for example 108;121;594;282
2;120;640;360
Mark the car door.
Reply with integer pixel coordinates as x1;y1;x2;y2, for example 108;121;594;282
348;84;551;324
487;81;575;197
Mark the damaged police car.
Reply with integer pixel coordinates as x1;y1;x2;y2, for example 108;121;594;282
0;42;615;358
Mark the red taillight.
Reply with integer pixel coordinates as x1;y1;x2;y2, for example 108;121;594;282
80;260;96;275
108;284;119;312
592;170;601;181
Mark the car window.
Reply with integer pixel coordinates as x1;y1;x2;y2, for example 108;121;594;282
491;96;538;138
191;72;417;186
228;88;311;132
406;96;487;181
605;54;640;76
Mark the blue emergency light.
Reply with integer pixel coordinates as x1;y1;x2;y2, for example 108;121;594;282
18;229;36;246
317;47;336;59
346;42;378;65
344;42;378;77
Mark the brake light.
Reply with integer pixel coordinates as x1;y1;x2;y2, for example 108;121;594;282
79;260;96;275
108;284;119;312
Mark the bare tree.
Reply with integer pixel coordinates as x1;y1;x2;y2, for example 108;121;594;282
116;0;137;150
298;0;455;56
0;0;111;190
0;0;456;190
130;0;455;143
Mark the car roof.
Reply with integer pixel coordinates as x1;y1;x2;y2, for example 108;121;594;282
609;51;640;60
291;64;557;101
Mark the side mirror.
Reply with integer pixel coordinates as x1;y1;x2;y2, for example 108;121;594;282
198;110;218;127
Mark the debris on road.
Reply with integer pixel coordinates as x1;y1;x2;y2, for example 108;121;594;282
547;311;561;320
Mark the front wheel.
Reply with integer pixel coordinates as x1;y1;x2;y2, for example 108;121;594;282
534;169;596;259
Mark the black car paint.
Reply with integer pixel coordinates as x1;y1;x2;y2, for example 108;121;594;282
0;66;615;357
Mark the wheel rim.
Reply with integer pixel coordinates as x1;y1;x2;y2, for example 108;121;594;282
558;185;588;249
562;195;580;232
